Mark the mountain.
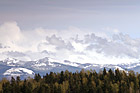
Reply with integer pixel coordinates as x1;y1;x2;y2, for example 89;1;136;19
0;57;140;79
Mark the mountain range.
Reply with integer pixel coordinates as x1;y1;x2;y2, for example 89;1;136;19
0;57;140;79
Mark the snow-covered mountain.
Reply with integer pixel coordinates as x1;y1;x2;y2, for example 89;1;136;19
3;67;35;79
0;57;140;79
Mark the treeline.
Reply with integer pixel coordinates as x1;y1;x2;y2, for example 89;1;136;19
0;68;140;93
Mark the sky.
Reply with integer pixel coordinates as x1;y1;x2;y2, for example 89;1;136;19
0;0;140;64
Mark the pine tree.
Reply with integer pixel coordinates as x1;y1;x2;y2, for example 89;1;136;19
34;73;41;82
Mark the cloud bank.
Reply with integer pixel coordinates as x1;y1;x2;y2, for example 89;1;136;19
0;22;139;64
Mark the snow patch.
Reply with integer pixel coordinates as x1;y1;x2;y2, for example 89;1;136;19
34;63;46;67
114;66;124;71
84;65;92;69
3;67;34;76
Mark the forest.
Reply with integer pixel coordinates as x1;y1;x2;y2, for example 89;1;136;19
0;68;140;93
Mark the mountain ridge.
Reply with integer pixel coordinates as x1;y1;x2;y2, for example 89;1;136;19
0;57;140;79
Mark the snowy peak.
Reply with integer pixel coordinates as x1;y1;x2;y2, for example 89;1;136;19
37;57;49;63
34;57;57;67
3;67;35;76
4;57;19;63
1;57;140;79
63;60;80;67
3;57;20;66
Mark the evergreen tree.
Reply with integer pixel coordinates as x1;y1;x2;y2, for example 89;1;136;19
34;73;41;82
1;69;140;93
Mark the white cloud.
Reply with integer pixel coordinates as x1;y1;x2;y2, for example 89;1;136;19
0;21;140;64
0;22;27;53
0;22;23;45
3;51;26;57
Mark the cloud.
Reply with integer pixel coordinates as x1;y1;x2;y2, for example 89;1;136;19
0;22;27;53
46;35;74;50
113;33;140;46
37;32;140;64
84;33;140;58
0;43;10;48
0;21;140;64
0;22;23;45
3;51;26;57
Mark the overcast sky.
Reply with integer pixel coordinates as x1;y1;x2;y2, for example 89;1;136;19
0;0;140;64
